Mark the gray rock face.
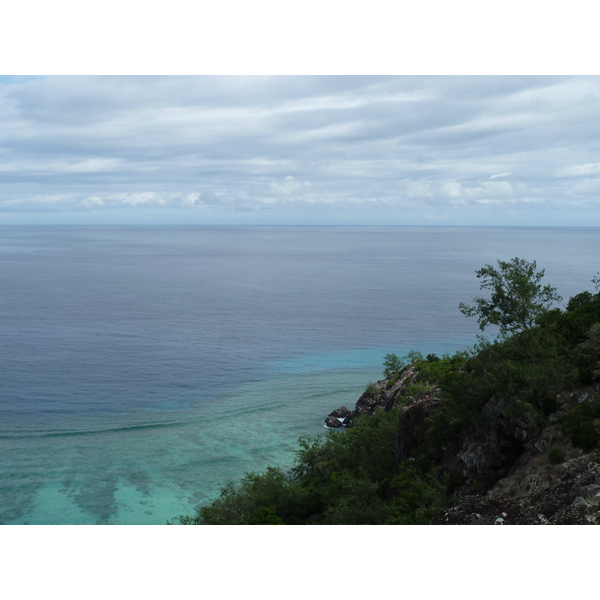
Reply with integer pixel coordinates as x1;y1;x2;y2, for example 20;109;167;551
329;406;351;419
325;361;600;525
455;430;524;485
431;496;541;525
436;394;538;488
489;453;600;523
533;424;562;454
433;455;600;524
326;365;418;427
395;391;443;467
325;416;344;428
354;366;417;417
433;387;600;524
457;435;508;476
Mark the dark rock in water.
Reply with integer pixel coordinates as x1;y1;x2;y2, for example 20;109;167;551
325;416;344;428
342;414;355;426
329;406;351;419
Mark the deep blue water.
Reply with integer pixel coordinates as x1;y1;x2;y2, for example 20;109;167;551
1;226;598;524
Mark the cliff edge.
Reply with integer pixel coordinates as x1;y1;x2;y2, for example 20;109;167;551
327;365;600;524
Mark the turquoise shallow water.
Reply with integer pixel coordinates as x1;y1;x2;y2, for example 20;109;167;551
1;226;599;524
5;344;473;524
6;366;384;524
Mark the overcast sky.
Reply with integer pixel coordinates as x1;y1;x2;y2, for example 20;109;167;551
1;75;599;225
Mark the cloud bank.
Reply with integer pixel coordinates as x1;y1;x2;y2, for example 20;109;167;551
1;75;600;225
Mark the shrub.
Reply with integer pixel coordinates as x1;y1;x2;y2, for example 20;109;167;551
403;382;431;398
561;401;600;452
364;382;379;398
383;353;404;377
385;467;454;525
383;350;424;378
250;505;284;525
548;447;566;465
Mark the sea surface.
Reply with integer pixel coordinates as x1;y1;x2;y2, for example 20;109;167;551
1;225;598;524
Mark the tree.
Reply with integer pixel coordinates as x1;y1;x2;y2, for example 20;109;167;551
459;257;562;335
250;505;284;525
383;353;403;377
383;350;423;378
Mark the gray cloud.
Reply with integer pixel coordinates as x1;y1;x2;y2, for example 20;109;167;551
1;75;600;224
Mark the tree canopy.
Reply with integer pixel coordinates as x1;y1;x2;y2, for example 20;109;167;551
459;257;562;334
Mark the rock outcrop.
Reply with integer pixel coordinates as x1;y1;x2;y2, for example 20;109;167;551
395;390;443;467
430;495;541;525
420;393;539;490
324;415;344;428
330;406;351;419
326;365;418;427
327;364;600;525
432;454;600;524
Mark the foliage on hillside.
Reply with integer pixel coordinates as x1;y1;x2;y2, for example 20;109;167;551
176;265;600;525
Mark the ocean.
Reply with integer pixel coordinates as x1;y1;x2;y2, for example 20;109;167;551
1;225;598;524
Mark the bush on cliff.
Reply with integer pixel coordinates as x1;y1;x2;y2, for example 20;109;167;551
425;284;600;452
383;350;424;377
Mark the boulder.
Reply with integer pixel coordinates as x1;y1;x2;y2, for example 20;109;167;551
342;414;355;426
325;416;343;428
455;430;521;484
329;406;351;419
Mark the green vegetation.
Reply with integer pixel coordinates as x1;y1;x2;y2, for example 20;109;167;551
177;260;600;525
383;350;424;377
588;323;600;378
459;257;562;334
548;448;566;465
363;382;380;398
177;402;455;525
383;353;404;377
561;400;600;452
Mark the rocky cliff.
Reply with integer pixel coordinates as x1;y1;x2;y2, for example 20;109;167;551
325;365;418;428
327;366;600;525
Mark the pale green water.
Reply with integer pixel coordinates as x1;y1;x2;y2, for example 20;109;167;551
9;366;383;524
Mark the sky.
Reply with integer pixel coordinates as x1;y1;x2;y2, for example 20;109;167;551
2;2;597;594
1;75;600;226
5;68;598;585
